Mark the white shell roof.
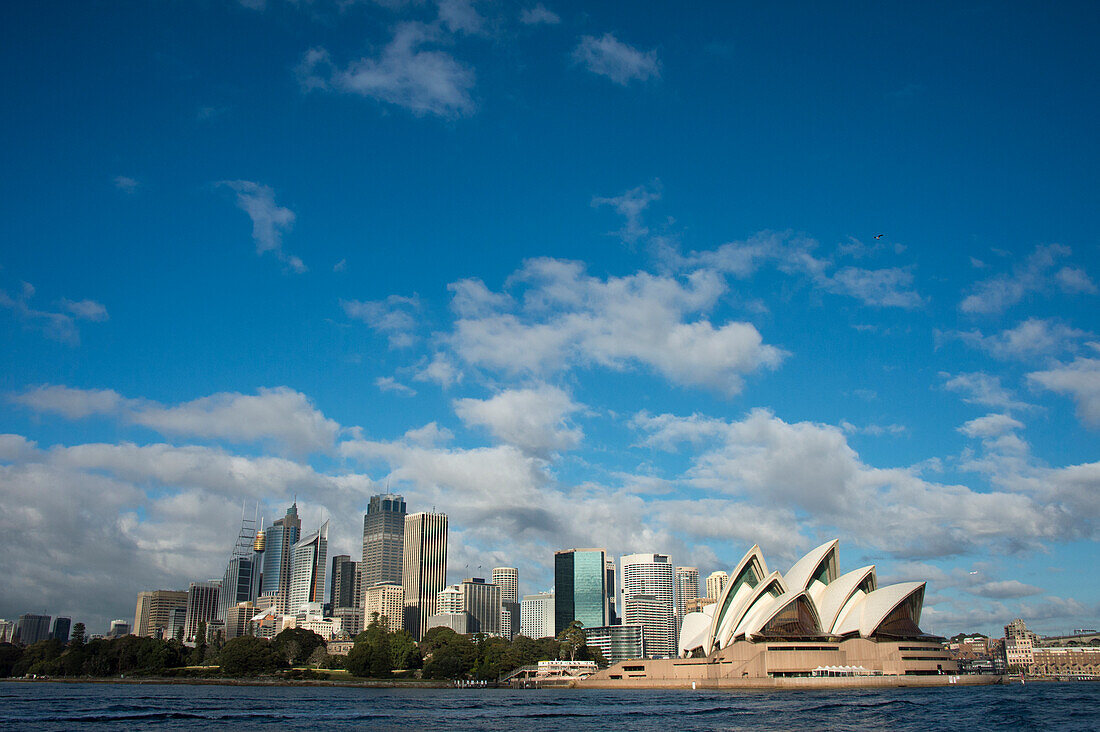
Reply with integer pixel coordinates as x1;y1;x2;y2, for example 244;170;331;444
816;565;876;634
783;539;839;594
832;581;925;638
729;571;788;641
708;544;769;650
677;611;712;656
742;589;822;639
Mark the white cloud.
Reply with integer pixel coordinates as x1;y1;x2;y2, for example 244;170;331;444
1028;356;1100;428
375;376;417;396
13;385;339;453
960;244;1094;315
298;23;476;118
218;180;305;273
941;371;1032;411
826;266;924;308
592;184;660;244
958;413;1024;439
520;3;559;25
113;176;139;193
0;434;38;462
447;278;512;317
453;384;583;455
970;580;1044;599
952;318;1089;361
414;353;464;389
438;0;484;35
0;284;107;346
447;258;785;394
573;33;659;85
342;294;420;347
403;421;454;446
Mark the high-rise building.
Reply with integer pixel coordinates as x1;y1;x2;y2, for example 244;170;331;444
224;602;256;640
584;624;644;664
706;570;729;600
330;555;359;610
259;504;301;614
402;511;448;640
462;578;501;635
493;567;520;639
0;620;15;643
623;594;676;658
184;581;220;642
51;617;71;643
605;558;618;625
436;585;464;614
15;614;51;645
362;494;406;599
675;567;700;621
107;620;130;638
218;512;262;621
363;583;405;633
554;548;608;635
288;521;329;613
333;606;364;637
133;591;188;638
621;554;676;658
521;591;554;639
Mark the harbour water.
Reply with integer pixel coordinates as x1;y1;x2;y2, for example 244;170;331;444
1;680;1098;731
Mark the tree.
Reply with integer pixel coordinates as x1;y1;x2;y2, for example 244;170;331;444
346;618;394;678
306;646;329;668
70;623;86;648
389;630;421;670
557;621;586;662
272;628;325;666
0;643;24;677
218;636;284;677
421;632;476;679
174;625;185;644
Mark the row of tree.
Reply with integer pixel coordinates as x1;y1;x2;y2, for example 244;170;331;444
0;619;607;680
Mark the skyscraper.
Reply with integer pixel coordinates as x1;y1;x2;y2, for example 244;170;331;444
14;614;51;645
521;590;554;639
288;521;329;613
605;558;618;625
363;583;405;632
217;512;262;621
362;494;406;592
461;578;502;635
259;504;301;614
51;617;71;643
401;511;448;640
493;567;520;639
554;548;608;635
133;591;188;638
621;553;676;658
184;581;220;642
330;555;359;610
706;570;729;600
675;566;700;620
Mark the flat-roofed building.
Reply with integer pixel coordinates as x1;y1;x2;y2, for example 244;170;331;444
363;582;405;633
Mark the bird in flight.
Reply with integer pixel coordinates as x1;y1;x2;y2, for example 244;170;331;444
874;233;886;240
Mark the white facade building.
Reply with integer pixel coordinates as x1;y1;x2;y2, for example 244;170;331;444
675;567;699;621
521;590;555;639
621;553;677;658
706;570;728;600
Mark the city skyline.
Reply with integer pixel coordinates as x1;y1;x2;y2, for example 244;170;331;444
1;1;1098;640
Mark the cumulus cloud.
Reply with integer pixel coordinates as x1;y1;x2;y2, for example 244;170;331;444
13;385;340;454
1029;356;1100;428
958;414;1024;439
950;318;1089;361
826;266;924;308
453;384;583;455
941;371;1032;411
445;258;785;394
218;180;305;272
573;33;659;85
438;0;484;35
298;23;476;117
520;3;559;25
970;580;1045;599
592;184;661;244
375;376;417;396
342;294;420;347
414;353;464;389
0;283;108;345
960;244;1095;315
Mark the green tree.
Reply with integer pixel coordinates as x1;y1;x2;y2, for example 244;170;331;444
557;621;586;662
174;624;185;643
70;623;86;648
389;630;421;670
13;639;65;677
346;618;394;678
421;632;476;679
0;643;23;677
218;636;284;677
272;628;325;666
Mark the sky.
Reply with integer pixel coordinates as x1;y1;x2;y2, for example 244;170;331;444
1;1;1098;639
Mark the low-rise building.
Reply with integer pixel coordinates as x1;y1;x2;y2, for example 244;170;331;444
1030;646;1100;679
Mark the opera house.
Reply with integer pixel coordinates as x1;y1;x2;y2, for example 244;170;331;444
581;540;976;687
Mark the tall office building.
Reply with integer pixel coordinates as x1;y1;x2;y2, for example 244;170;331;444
0;620;15;644
605;558;618;625
51;617;71;643
288;521;329;613
330;555;359;610
363;583;405;632
675;567;700;620
107;620;130;638
134;591;188;638
184;581;220;642
15;614;51;645
493;567;520;639
461;578;502;635
554;548;609;635
521;590;554;639
402;511;448;640
259;504;301;614
622;594;675;657
621;553;676;658
706;570;729;600
362;494;407;593
218;512;262;621
584;624;644;664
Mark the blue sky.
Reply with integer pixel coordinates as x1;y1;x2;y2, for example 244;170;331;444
1;1;1098;638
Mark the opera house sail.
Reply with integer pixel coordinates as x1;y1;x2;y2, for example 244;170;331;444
583;540;963;686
